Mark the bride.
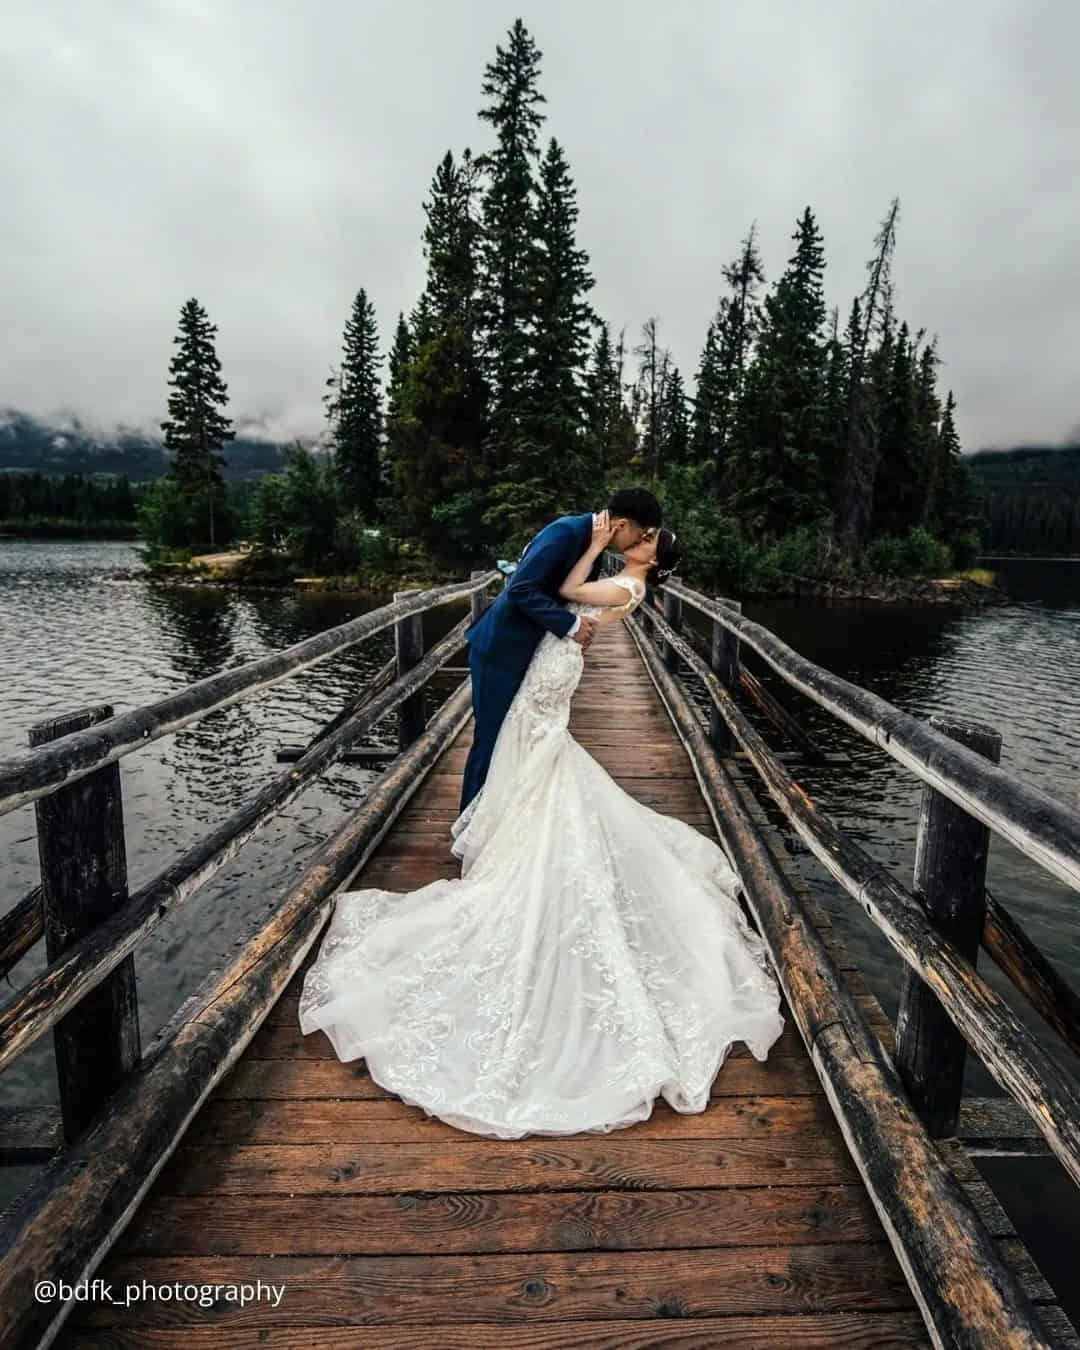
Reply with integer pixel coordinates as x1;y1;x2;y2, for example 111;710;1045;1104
298;513;785;1138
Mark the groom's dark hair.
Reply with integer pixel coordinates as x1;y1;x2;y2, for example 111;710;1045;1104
607;487;662;529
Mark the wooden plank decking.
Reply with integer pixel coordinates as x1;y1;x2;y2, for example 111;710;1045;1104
57;620;1073;1347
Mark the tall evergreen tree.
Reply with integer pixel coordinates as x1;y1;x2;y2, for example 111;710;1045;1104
691;318;721;463
912;336;943;526
633;317;671;479
728;206;829;538
934;390;981;550
659;365;691;466
160;297;235;549
390;149;489;552
519;136;598;503
325;288;383;518
694;223;767;490
421;149;484;330
409;291;436;349
820;302;852;518
474;18;546;468
385;313;414;425
584;322;637;478
836;196;900;555
871;318;918;536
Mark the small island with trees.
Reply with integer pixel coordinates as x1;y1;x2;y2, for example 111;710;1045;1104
4;19;1075;599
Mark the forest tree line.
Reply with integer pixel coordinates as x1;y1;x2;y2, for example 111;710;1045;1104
127;21;1008;583
0;471;140;538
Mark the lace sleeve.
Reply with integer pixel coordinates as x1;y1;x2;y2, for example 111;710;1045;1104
610;574;646;612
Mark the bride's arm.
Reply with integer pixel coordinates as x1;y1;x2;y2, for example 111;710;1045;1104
558;514;638;607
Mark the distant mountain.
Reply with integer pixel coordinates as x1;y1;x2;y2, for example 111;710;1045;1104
0;408;320;481
968;443;1080;554
967;442;1080;494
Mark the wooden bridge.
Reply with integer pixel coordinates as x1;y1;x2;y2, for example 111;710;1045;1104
1;568;1079;1347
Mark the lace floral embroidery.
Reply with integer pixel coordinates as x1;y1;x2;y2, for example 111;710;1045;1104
297;564;784;1138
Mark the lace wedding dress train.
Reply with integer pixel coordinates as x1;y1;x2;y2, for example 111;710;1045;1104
298;574;785;1139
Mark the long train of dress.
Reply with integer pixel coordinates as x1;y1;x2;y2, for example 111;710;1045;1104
298;575;785;1139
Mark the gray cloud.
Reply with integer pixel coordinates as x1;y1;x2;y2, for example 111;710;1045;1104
3;0;1078;453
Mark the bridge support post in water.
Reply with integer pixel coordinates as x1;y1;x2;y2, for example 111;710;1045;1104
895;714;1003;1137
660;590;683;672
470;569;492;627
29;704;140;1144
393;591;426;752
709;598;741;755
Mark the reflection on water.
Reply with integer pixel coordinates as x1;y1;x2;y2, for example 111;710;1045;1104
1;542;1078;1313
684;559;1080;1317
0;541;468;1121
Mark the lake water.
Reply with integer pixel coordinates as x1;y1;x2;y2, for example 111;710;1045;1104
1;540;1078;1320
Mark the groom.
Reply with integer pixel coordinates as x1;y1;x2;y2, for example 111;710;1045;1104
460;487;663;812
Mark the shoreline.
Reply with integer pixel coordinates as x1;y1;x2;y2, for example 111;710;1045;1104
96;560;1009;607
0;538;1011;607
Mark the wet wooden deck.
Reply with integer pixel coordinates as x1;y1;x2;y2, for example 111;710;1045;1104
59;620;1074;1347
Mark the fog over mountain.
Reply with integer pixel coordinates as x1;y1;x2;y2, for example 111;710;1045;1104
4;1;1078;457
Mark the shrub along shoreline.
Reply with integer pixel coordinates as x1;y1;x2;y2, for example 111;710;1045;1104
127;545;1006;606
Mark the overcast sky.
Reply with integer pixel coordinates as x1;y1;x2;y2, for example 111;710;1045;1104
4;0;1078;455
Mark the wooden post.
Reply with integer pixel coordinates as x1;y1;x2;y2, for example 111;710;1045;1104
709;599;741;755
660;590;683;672
895;714;1002;1137
470;569;491;627
29;705;140;1144
393;590;426;752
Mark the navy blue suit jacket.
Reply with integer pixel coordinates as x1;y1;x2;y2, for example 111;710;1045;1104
465;513;603;677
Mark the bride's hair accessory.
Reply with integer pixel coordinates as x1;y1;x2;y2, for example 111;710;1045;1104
651;529;681;583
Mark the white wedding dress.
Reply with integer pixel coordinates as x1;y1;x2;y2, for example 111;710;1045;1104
298;573;785;1138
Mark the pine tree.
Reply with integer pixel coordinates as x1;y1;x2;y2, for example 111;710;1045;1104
379;313;414;526
474;18;546;465
633;317;671;480
691;318;722;462
326;289;383;519
421;149;484;331
390;149;489;553
519;136;598;503
160;297;236;549
385;313;415;425
409;291;436;349
728;206;829;538
660;366;690;466
912;336;943;526
872;319;918;536
820;302;851;519
695;223;766;491
935;391;982;550
836;197;900;555
584;322;638;478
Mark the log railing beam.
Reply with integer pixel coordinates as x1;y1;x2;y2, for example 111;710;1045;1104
659;577;1080;893
0;572;497;820
0;617;472;1074
626;613;1053;1350
637;600;1080;1191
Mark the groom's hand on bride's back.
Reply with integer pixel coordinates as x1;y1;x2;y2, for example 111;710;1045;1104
571;617;597;649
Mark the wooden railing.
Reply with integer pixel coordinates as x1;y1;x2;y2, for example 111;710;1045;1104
2;555;1078;1348
627;572;1080;1350
0;571;498;1350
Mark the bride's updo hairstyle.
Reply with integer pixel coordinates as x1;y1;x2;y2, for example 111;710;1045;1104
646;528;682;587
